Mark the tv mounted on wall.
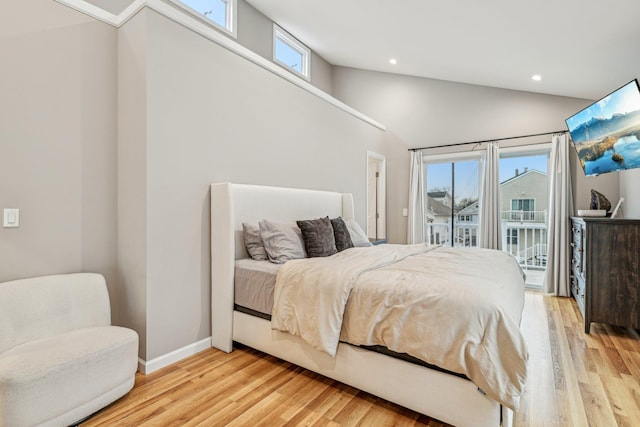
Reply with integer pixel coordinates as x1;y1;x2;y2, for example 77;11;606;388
566;79;640;176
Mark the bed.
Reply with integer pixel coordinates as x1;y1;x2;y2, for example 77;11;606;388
210;182;526;427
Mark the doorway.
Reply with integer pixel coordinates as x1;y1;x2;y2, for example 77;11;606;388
423;153;481;247
499;145;551;289
366;152;386;241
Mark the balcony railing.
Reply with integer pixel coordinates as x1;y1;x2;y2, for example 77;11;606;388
425;219;548;270
501;210;547;223
425;223;478;248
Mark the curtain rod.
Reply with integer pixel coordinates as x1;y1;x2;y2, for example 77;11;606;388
408;130;567;152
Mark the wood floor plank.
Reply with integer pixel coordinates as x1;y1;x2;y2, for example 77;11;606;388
82;292;640;427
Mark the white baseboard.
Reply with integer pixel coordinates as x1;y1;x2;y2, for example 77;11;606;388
138;337;212;374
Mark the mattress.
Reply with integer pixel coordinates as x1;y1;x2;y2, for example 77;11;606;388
233;256;469;381
234;258;280;316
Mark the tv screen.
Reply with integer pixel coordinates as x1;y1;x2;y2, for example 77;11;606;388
566;79;640;176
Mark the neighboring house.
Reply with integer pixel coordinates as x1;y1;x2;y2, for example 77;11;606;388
425;195;452;245
500;168;548;269
499;168;548;222
456;202;479;247
457;201;478;223
427;191;452;208
425;194;451;223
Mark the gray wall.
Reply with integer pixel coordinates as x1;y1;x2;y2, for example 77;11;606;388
125;9;389;359
332;67;621;241
235;0;333;94
0;0;383;363
0;1;118;303
118;11;150;358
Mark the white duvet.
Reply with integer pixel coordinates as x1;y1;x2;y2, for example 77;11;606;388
271;244;528;410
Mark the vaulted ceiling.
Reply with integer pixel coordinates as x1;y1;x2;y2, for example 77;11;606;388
246;0;640;100
84;0;640;100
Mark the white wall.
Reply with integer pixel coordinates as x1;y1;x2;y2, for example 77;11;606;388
0;1;118;302
618;75;640;219
619;169;640;218
332;67;621;240
123;9;390;360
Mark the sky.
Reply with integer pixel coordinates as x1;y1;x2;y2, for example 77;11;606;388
425;154;548;201
566;80;640;131
180;0;226;28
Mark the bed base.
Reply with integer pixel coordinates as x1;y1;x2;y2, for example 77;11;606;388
233;311;513;427
210;183;514;427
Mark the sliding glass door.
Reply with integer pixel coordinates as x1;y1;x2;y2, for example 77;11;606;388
499;146;550;289
423;155;481;247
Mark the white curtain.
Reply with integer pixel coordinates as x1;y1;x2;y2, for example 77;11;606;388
544;133;574;296
407;150;425;244
479;143;502;249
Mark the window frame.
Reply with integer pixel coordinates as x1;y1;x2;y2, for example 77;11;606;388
172;0;238;38
273;24;311;81
511;198;536;212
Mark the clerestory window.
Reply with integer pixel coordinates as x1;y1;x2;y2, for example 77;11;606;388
176;0;237;37
273;24;310;80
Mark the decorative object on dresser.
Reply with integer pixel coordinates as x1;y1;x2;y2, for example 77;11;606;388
570;217;640;333
589;189;612;212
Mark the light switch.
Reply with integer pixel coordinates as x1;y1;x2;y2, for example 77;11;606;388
3;208;19;228
402;208;408;217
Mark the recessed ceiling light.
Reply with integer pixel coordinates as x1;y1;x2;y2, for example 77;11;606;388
389;58;397;65
532;74;542;81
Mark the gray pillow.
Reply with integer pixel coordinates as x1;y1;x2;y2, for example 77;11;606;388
345;219;373;247
296;217;338;258
242;223;268;261
330;217;354;252
259;220;307;264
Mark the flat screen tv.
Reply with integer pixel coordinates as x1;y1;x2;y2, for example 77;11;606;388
566;79;640;176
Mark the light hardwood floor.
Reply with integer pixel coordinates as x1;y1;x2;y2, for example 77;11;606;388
83;293;640;426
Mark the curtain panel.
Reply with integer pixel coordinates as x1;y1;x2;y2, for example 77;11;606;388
479;142;501;249
544;133;574;296
407;151;425;244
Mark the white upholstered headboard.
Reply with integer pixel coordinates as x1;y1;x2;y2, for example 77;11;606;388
210;182;355;352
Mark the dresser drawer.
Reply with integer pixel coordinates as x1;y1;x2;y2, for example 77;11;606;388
573;275;585;318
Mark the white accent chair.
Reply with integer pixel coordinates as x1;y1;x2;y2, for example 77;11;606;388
0;273;139;427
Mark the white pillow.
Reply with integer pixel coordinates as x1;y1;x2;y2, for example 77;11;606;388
345;219;372;247
259;220;307;264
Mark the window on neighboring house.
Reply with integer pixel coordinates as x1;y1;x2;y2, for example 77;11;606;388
507;228;518;245
273;24;310;80
512;198;535;212
511;198;535;221
176;0;237;37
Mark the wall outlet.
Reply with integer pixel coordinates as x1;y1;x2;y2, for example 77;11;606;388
3;208;19;228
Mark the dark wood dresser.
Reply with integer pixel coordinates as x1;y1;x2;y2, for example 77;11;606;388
570;217;640;333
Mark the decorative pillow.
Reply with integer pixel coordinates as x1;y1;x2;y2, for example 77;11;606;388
330;217;354;252
242;223;268;261
590;189;611;212
345;219;373;247
296;217;338;258
259;220;307;264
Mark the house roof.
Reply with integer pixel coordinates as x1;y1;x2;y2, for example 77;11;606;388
458;202;479;215
426;196;451;216
427;191;449;199
499;169;546;186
